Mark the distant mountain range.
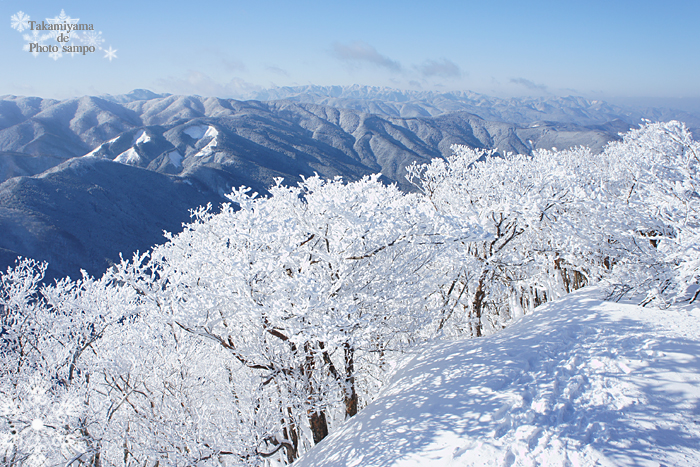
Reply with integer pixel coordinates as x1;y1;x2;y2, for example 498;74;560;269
1;85;698;279
243;85;700;127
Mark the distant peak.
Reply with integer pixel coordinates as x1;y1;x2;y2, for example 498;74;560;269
100;89;171;104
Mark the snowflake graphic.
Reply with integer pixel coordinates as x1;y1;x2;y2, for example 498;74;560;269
12;9;118;61
63;37;81;57
62;33;87;57
11;11;31;32
22;30;52;57
0;376;87;467
78;30;105;49
48;49;63;61
103;46;117;61
46;9;79;41
46;9;79;27
43;9;83;57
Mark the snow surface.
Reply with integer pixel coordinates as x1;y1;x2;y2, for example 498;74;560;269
194;138;218;158
133;129;151;145
183;124;210;140
295;288;700;467
168;149;183;167
113;147;141;165
184;125;219;157
83;136;119;158
83;145;104;158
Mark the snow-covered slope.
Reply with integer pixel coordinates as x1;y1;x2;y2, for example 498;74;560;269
251;85;700;129
295;288;700;467
0;157;223;280
1;90;698;281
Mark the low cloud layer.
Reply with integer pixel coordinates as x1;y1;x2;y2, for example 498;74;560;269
221;59;246;73
510;78;549;93
266;65;290;77
417;59;462;78
155;71;261;99
332;41;402;72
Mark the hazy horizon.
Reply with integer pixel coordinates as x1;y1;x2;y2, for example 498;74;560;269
4;85;700;116
3;1;700;104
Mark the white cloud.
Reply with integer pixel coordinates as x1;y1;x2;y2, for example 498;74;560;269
417;59;462;78
221;59;246;73
510;78;549;93
155;71;261;99
266;65;290;77
331;41;402;72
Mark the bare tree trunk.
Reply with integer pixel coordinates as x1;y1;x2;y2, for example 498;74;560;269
471;276;485;337
309;411;329;444
282;413;299;464
304;343;329;445
554;257;570;293
344;343;358;419
555;257;587;293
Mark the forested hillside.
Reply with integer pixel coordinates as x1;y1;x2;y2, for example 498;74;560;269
1;121;699;466
0;90;629;279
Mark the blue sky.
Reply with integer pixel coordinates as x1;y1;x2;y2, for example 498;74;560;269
2;0;699;101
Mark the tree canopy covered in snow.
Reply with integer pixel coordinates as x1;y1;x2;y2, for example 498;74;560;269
1;121;699;466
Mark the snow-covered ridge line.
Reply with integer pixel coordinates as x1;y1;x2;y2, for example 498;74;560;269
133;129;150;145
295;287;700;467
188;125;219;158
244;84;700;126
2;122;699;466
113;147;141;165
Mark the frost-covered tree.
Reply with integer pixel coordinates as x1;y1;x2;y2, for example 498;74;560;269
0;260;140;466
600;121;700;305
404;120;700;322
406;146;599;336
107;174;485;464
2;121;698;466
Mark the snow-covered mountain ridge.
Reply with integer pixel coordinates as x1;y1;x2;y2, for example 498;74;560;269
2;121;699;465
243;85;700;127
0;90;631;279
295;287;700;467
0;86;698;279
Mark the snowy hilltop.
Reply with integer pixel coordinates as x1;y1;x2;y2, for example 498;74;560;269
2;87;700;280
1;121;699;466
0;91;622;280
295;287;700;467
